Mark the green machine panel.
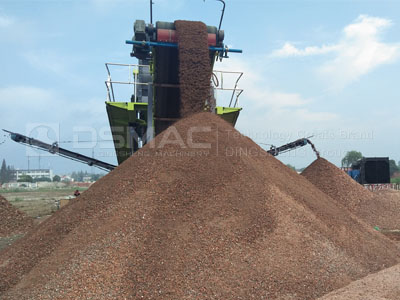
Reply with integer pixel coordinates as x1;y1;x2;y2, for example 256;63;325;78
106;101;148;164
106;101;241;164
216;106;242;126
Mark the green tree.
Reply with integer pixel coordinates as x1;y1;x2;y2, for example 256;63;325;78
391;177;400;184
90;173;104;181
6;165;15;182
18;175;33;183
33;176;51;183
71;171;86;182
341;151;363;167
389;160;399;177
53;175;61;182
0;159;7;184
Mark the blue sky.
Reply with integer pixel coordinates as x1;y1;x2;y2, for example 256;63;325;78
1;0;400;174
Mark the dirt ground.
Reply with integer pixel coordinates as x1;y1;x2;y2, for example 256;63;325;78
0;189;86;251
0;188;86;218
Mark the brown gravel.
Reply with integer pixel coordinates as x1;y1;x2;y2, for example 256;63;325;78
175;20;211;117
0;195;33;237
302;158;400;230
317;263;400;300
374;189;400;205
0;113;399;299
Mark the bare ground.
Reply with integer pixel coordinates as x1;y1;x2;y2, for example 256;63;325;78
0;189;85;218
0;189;84;251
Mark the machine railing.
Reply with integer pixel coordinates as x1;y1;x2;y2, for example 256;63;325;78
212;70;243;108
105;62;150;102
105;63;244;107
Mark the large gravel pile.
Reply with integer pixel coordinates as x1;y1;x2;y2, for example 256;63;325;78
0;195;33;237
175;20;211;117
302;158;400;229
317;263;400;300
1;22;399;300
0;113;399;299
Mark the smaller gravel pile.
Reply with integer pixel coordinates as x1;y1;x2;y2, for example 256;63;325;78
302;158;400;229
0;195;33;237
317;263;400;300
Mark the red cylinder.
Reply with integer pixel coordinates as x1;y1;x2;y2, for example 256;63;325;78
157;29;177;43
157;29;217;46
207;34;217;47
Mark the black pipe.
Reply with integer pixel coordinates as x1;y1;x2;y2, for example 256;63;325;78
216;0;225;32
150;0;153;24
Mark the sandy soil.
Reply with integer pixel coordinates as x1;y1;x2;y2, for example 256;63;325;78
317;264;400;300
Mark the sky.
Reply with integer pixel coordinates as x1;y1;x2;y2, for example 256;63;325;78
0;0;400;174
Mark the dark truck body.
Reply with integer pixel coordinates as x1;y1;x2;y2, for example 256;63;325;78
350;157;390;184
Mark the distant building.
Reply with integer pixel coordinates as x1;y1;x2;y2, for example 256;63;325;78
15;169;54;181
61;175;73;182
82;176;92;183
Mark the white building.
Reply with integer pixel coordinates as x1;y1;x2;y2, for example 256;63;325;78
15;169;54;181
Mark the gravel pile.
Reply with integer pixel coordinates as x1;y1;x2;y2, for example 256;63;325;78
302;158;400;230
0;113;399;299
374;189;400;204
1;22;399;300
175;20;211;117
317;263;400;300
0;195;33;237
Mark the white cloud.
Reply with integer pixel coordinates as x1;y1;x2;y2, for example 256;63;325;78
23;51;68;76
0;86;54;109
217;56;337;128
0;86;60;138
0;86;72;131
0;85;115;169
0;14;14;28
217;57;309;109
271;15;400;88
344;15;392;38
21;51;91;85
293;108;337;122
0;86;107;130
272;42;338;57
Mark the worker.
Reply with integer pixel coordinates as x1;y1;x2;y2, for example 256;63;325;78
74;189;81;197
